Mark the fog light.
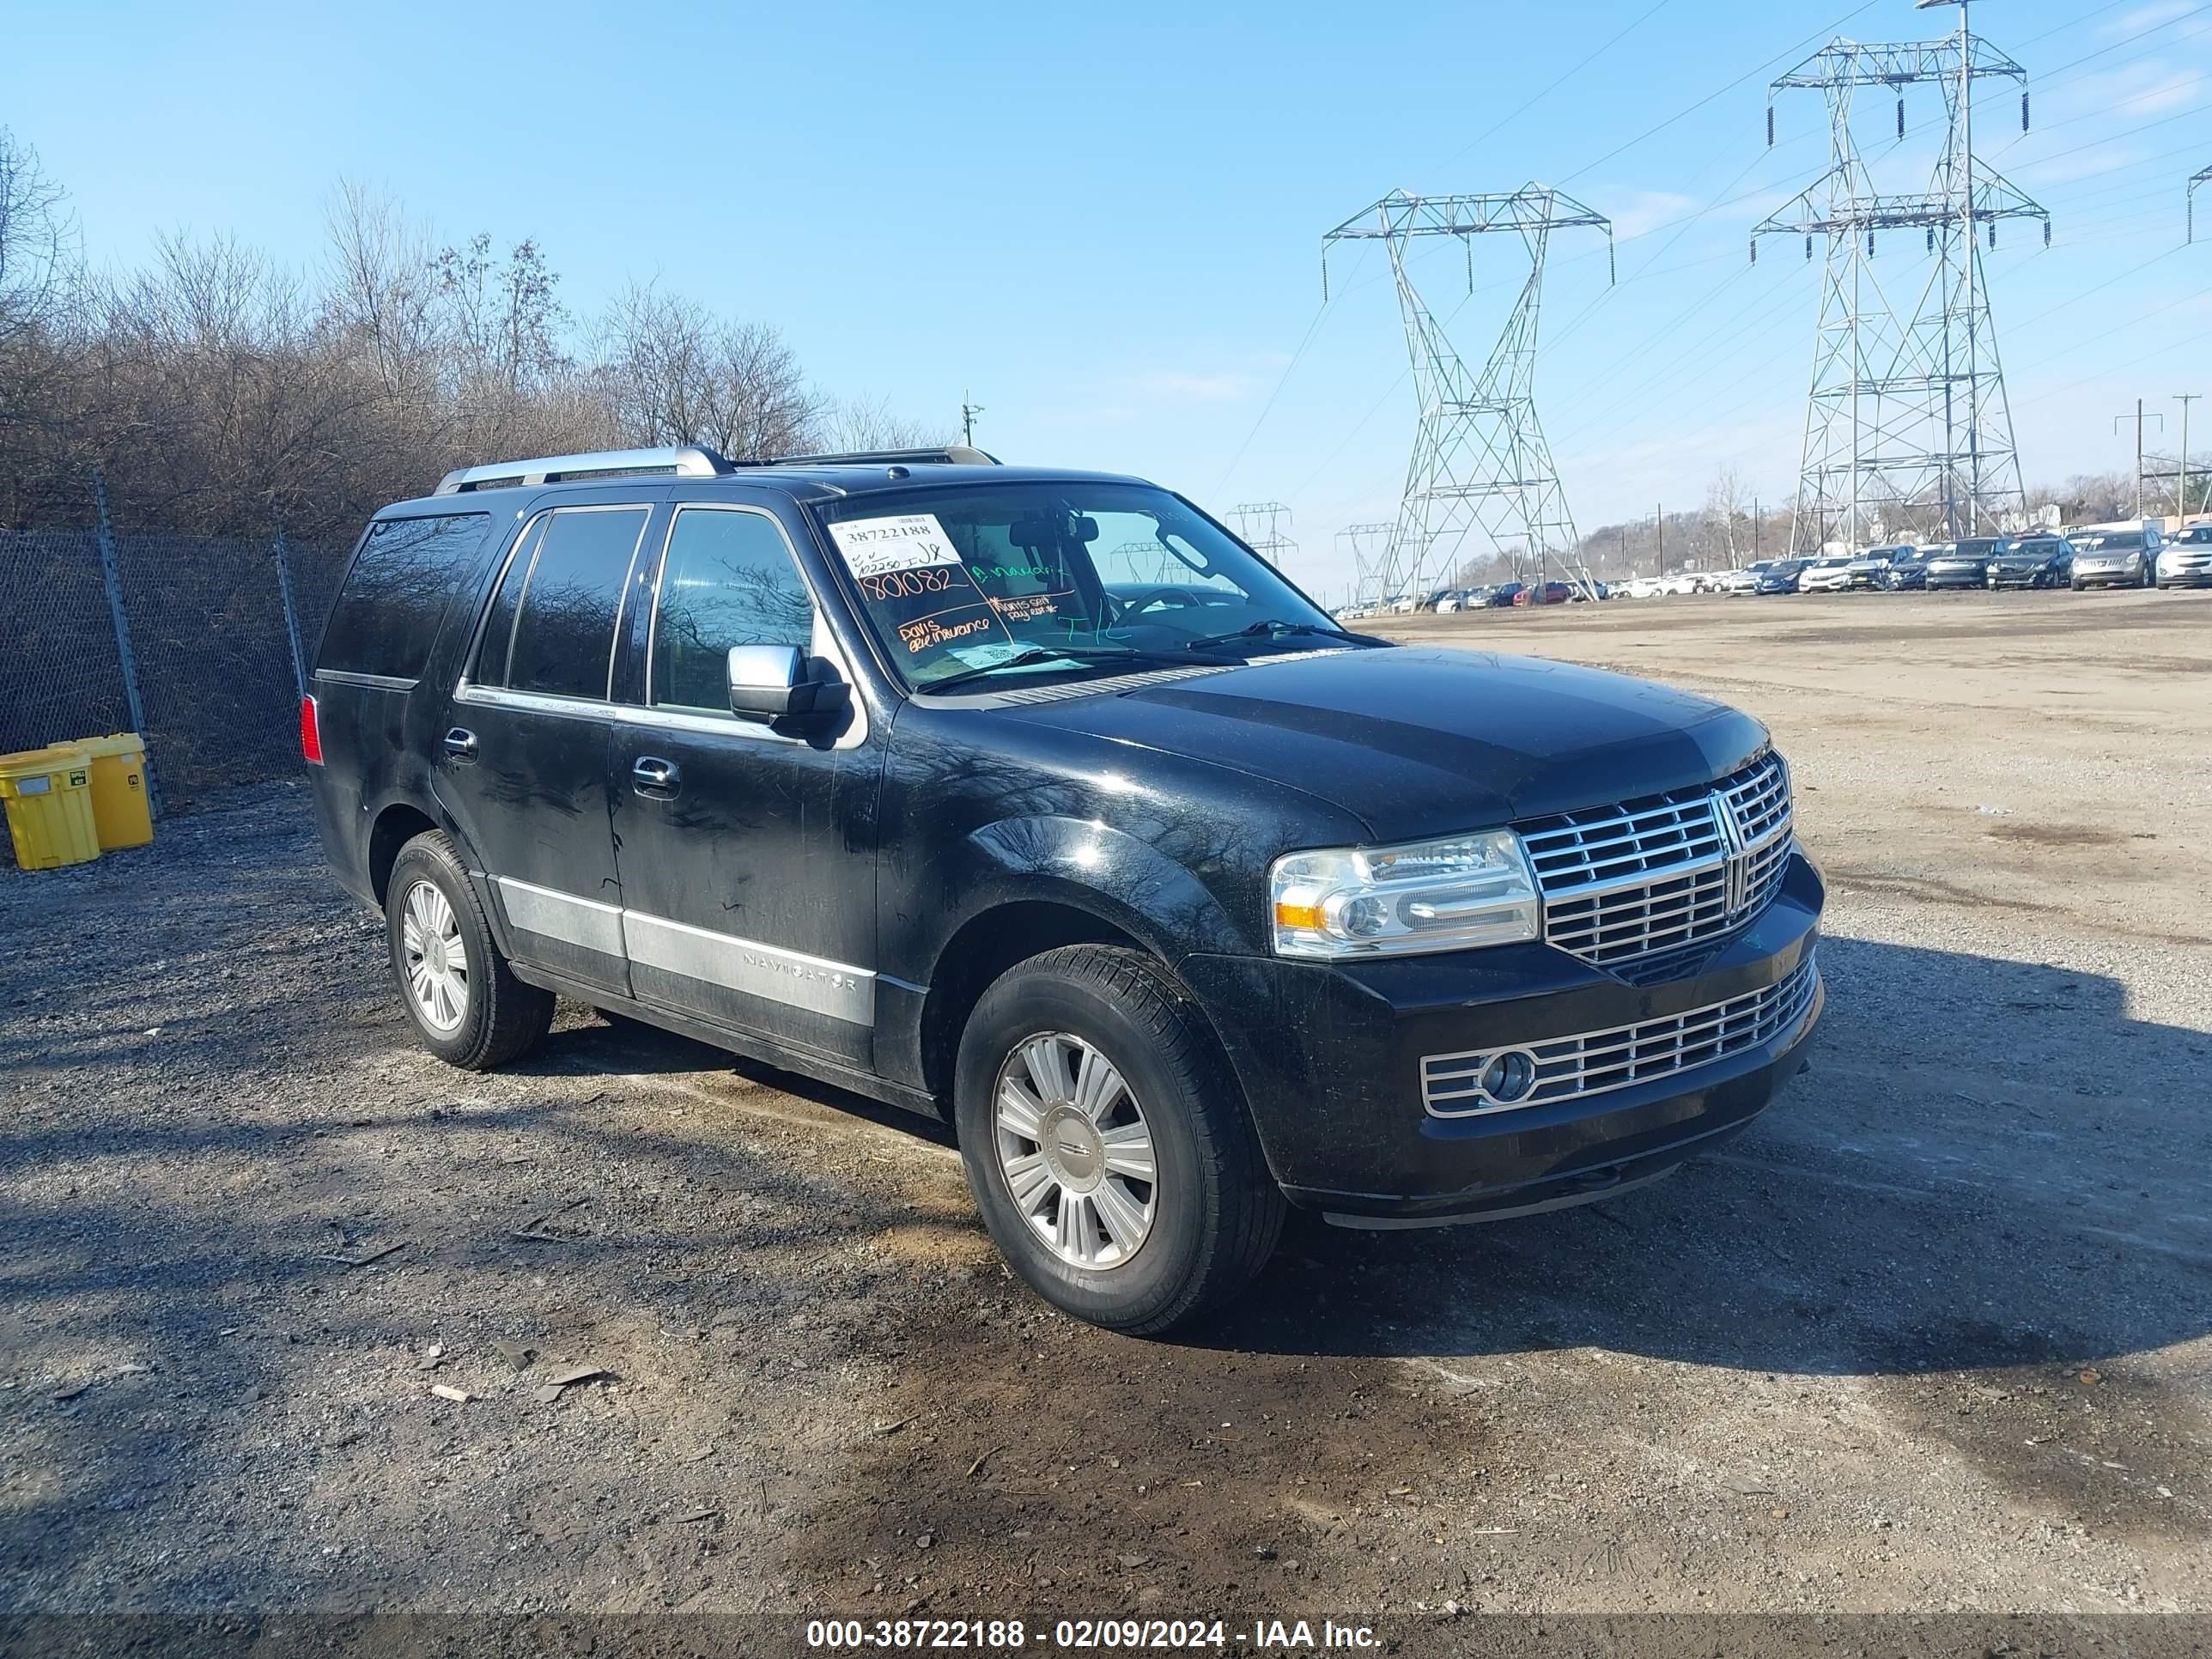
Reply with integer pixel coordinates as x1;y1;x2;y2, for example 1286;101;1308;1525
1480;1049;1538;1104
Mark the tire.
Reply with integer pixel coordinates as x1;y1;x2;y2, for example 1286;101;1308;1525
384;830;553;1071
953;945;1285;1335
2071;579;2084;592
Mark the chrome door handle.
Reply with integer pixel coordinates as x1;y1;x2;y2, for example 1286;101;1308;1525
442;728;478;762
632;756;680;798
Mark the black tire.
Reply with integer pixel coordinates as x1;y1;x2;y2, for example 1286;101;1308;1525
953;945;1285;1335
2071;579;2084;592
384;830;553;1071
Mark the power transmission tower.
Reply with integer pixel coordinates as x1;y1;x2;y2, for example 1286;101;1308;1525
1336;522;1396;607
1229;501;1297;567
1323;187;1613;601
1754;3;2049;552
2114;401;2165;518
2192;166;2212;242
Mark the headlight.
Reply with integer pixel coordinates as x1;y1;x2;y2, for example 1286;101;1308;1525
1268;829;1540;958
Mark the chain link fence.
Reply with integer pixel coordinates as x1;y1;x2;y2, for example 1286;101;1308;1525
0;477;356;811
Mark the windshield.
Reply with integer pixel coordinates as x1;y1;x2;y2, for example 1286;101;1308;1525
2073;532;2142;552
809;481;1346;691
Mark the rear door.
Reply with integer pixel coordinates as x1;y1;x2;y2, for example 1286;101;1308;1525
606;500;882;1068
441;495;662;996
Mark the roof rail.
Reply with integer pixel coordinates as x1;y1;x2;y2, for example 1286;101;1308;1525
751;444;1000;469
432;445;733;495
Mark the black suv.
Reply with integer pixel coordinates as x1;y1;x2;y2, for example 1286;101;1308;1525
303;446;1824;1333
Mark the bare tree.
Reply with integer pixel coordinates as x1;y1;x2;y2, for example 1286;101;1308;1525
1703;465;1749;562
823;393;952;453
0;128;76;351
596;282;821;459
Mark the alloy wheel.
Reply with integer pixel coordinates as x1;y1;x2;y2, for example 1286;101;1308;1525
400;879;469;1033
993;1032;1158;1270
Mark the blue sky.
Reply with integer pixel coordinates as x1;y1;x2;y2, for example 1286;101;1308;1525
7;0;2209;595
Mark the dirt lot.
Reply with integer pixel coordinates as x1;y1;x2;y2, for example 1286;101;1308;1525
3;589;2209;1640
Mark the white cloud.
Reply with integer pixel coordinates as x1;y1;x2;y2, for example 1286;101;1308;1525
2108;0;2197;34
2027;142;2149;184
1609;190;1701;240
1131;368;1265;404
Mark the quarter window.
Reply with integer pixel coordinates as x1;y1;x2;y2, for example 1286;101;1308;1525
319;513;492;678
651;508;815;714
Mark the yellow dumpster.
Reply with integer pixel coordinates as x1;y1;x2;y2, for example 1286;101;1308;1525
0;745;100;871
74;732;155;850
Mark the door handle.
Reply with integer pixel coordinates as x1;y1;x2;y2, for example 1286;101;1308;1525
442;727;478;763
632;756;681;799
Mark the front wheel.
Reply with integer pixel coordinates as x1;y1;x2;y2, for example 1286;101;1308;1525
385;831;553;1070
953;946;1284;1334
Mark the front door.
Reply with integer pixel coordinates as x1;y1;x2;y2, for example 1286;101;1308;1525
440;499;659;997
608;501;881;1068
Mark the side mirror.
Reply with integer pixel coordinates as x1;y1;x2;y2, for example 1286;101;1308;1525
726;644;851;730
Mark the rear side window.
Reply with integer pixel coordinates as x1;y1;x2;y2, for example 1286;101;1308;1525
476;506;652;700
319;514;492;678
650;507;815;714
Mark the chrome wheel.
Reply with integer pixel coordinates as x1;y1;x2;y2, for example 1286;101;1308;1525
993;1032;1158;1270
399;878;469;1033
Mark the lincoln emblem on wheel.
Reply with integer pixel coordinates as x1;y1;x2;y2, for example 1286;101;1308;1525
305;445;1822;1333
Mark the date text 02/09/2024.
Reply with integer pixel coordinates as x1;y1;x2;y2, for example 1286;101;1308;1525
803;1616;1382;1649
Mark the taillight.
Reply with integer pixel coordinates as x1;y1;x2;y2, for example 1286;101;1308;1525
301;695;324;765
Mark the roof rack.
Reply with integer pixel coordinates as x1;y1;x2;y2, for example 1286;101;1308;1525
432;441;1000;496
750;444;1000;468
433;446;732;495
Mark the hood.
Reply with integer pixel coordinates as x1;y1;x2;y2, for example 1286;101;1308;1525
995;647;1767;842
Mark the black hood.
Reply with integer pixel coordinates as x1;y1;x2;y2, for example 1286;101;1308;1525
998;647;1769;842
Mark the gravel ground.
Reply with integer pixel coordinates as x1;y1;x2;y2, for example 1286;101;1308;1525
3;589;2208;1638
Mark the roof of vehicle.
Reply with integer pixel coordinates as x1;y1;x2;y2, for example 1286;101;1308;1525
379;445;1158;516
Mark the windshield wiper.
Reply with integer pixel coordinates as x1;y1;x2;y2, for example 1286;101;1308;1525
1182;619;1378;653
919;644;1194;696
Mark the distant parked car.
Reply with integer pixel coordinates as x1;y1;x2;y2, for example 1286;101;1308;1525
1796;556;1854;593
2157;525;2212;588
1923;538;2002;590
1513;580;1574;606
2070;524;2162;590
1985;536;2074;590
1882;546;1935;590
1844;544;1910;590
1621;575;1665;599
1753;560;1808;595
1721;562;1771;595
1485;582;1524;608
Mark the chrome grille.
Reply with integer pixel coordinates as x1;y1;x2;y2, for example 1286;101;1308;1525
1518;752;1793;972
1421;952;1820;1117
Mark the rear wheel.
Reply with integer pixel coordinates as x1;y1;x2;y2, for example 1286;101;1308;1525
953;945;1284;1334
385;831;552;1071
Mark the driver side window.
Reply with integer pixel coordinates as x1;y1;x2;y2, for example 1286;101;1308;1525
650;507;815;716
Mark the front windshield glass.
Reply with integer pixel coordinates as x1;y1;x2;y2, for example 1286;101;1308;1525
2074;532;2142;551
809;481;1345;691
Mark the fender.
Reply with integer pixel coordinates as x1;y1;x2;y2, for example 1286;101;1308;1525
938;813;1257;968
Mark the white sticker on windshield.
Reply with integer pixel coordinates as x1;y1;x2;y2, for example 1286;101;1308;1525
827;514;963;580
944;641;1026;671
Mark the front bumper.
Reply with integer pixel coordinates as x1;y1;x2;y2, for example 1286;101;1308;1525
2159;560;2212;586
1180;854;1824;1223
1988;566;2054;587
2075;564;2141;586
1924;568;1986;588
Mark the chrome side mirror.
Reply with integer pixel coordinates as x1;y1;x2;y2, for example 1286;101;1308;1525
726;644;850;730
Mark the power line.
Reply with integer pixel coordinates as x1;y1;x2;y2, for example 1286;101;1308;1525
1437;0;1679;172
